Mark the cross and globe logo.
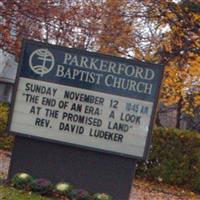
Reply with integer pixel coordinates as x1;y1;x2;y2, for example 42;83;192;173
29;49;55;77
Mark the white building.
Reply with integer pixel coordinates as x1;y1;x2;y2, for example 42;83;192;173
0;50;18;103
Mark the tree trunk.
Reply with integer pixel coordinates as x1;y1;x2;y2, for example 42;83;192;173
176;98;182;129
155;112;162;127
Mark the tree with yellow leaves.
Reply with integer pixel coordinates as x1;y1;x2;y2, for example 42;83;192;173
158;0;200;129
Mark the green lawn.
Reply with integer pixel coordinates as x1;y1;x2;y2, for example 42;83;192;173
0;185;53;200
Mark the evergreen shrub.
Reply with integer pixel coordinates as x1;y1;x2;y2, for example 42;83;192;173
137;128;200;191
0;102;9;134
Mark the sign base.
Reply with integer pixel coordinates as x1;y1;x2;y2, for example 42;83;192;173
9;136;137;200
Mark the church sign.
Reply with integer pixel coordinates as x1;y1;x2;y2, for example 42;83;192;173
8;40;164;159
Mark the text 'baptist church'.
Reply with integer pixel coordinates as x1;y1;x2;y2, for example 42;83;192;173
56;53;155;95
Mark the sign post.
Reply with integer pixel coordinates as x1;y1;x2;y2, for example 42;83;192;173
8;40;164;199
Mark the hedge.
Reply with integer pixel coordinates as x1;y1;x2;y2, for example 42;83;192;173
0;102;9;134
136;128;200;192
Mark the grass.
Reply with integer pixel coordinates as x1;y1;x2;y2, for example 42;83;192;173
0;185;53;200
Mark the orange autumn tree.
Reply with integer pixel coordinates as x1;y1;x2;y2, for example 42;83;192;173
0;0;136;54
1;0;199;129
97;0;136;57
160;1;200;129
0;0;92;56
142;0;200;128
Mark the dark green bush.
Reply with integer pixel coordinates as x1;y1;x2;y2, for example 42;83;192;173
0;102;13;151
30;178;52;195
11;173;33;189
136;128;200;191
0;134;14;151
0;102;9;134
